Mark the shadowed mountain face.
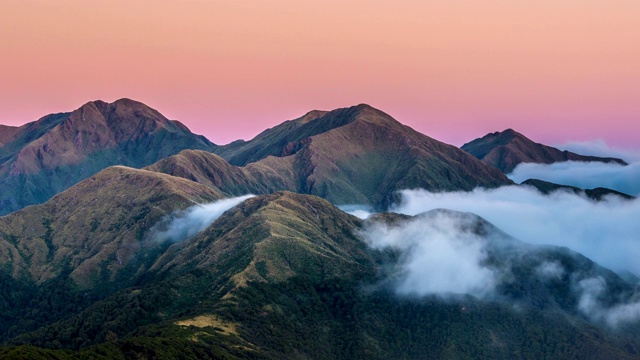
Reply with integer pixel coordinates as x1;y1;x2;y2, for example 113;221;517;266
0;99;216;215
462;129;627;173
151;104;512;209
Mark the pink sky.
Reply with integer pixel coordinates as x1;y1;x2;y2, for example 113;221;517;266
1;1;638;147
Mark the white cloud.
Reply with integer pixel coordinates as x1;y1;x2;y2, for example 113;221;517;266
338;205;375;219
577;276;640;328
149;195;254;243
557;139;640;163
536;261;565;280
390;187;640;276
361;211;498;298
509;161;640;196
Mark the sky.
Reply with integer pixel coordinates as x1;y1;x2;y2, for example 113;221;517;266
1;1;638;147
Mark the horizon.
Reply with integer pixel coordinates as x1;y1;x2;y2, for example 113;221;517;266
1;1;638;148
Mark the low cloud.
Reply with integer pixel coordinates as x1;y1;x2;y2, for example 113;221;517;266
149;195;254;243
390;187;640;277
577;276;640;328
557;139;640;163
536;261;565;281
509;161;640;196
361;211;499;298
338;205;375;219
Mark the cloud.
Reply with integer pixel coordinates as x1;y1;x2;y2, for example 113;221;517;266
557;139;640;163
338;205;375;219
536;261;565;281
389;187;640;277
361;211;499;298
149;195;254;243
577;276;640;328
508;161;640;196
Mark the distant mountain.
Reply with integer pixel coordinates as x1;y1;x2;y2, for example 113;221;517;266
521;178;635;201
0;99;216;215
3;192;640;358
461;129;627;173
152;104;512;209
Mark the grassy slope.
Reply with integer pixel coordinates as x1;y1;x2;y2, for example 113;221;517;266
0;166;221;345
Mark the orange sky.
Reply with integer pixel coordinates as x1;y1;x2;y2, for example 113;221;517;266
1;0;639;147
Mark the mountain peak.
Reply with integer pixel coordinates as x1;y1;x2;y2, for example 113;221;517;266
73;98;164;125
0;99;215;215
462;129;627;173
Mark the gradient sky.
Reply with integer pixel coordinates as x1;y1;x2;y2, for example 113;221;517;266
1;0;638;147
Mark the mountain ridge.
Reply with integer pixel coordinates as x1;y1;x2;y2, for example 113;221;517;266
462;128;627;173
151;104;513;210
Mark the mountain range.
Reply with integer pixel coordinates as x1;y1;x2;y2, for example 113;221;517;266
1;99;638;359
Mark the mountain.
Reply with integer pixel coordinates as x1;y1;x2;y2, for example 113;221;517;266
0;99;216;215
0;165;221;347
146;149;295;197
461;129;627;173
521;178;635;201
152;104;512;209
0;165;221;287
3;191;640;358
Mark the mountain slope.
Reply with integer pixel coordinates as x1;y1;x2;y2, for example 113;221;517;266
0;165;221;345
5;193;640;359
153;105;513;209
146;149;296;197
0;165;221;287
0;99;216;215
461;129;627;173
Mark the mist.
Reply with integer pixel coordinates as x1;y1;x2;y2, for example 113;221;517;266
338;204;375;219
389;187;640;277
577;276;640;328
509;161;640;196
557;139;640;163
361;211;499;298
149;195;254;243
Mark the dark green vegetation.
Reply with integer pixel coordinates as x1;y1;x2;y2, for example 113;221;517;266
2;181;640;359
462;129;627;173
521;178;635;200
151;104;512;210
0;99;215;215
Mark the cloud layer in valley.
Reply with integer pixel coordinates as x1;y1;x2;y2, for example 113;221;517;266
149;195;254;243
358;187;640;327
509;161;640;196
557;139;640;163
389;187;640;277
